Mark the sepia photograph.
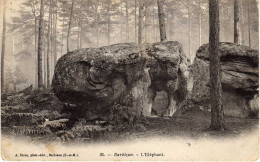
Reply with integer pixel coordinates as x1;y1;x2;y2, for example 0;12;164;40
0;0;259;161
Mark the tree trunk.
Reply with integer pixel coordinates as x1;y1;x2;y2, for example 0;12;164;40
54;0;58;65
157;0;167;42
199;0;202;46
155;9;158;42
135;0;137;43
152;5;155;42
12;39;15;89
120;0;123;43
209;0;225;130
50;0;53;80
77;23;80;49
95;0;99;47
166;8;170;39
33;0;38;89
37;0;45;89
144;2;147;42
188;10;191;59
79;0;83;48
247;0;251;47
77;3;82;49
34;17;38;89
67;0;75;52
43;19;46;87
170;9;174;40
234;0;239;43
240;1;245;45
47;0;51;88
1;0;6;93
61;14;65;56
107;0;111;45
224;26;228;42
126;0;129;41
138;0;144;44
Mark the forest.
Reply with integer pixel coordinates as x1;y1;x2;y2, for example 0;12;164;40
0;0;259;92
0;0;259;148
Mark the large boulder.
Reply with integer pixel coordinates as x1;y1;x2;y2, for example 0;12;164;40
191;42;258;117
52;43;148;119
52;41;191;120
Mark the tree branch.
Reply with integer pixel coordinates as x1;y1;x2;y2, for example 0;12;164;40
178;0;189;10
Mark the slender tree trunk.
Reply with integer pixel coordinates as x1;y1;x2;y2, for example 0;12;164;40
138;0;144;44
79;0;83;48
247;0;251;47
199;0;202;46
188;10;191;58
126;0;129;41
61;14;64;56
79;21;83;49
152;5;155;42
209;0;225;130
157;0;167;41
34;17;38;89
95;0;99;47
50;0;53;80
224;26;228;41
144;2;147;42
33;1;38;89
135;0;137;43
1;0;6;93
37;0;45;89
77;12;81;49
240;1;245;45
12;39;15;91
107;0;111;45
47;0;51;88
120;0;123;43
43;20;46;87
155;10;158;42
180;1;191;57
12;40;15;92
54;0;57;65
170;9;174;40
166;8;170;39
67;0;75;52
234;0;239;43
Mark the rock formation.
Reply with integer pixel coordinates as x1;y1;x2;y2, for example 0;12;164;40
146;42;192;116
191;42;258;117
52;41;191;120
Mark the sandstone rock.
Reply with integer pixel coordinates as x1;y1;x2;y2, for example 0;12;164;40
146;41;192;116
53;43;144;106
52;41;191;119
191;42;258;117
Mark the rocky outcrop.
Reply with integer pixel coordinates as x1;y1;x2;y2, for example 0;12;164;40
191;42;258;117
52;43;148;119
52;41;191;119
146;42;192;116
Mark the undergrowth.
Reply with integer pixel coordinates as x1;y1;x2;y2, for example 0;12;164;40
1;86;147;144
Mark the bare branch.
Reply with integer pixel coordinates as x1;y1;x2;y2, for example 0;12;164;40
178;0;189;10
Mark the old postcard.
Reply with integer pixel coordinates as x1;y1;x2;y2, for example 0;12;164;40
0;0;259;161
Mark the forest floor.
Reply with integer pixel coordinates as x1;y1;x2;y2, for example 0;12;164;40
1;87;258;144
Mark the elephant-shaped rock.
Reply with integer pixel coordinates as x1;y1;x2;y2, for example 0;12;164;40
52;41;191;119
